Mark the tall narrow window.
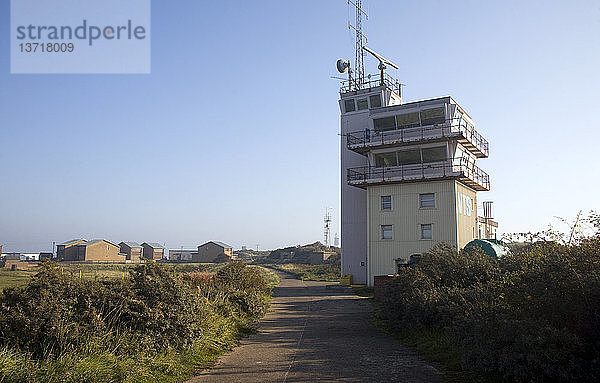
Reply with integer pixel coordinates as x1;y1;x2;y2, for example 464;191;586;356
344;99;355;113
381;225;393;240
381;195;392;210
421;224;433;240
419;193;435;208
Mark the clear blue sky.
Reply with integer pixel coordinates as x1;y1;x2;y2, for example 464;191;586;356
1;0;599;252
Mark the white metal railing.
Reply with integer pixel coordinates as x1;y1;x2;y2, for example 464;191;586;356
347;118;489;157
339;73;402;96
347;159;490;191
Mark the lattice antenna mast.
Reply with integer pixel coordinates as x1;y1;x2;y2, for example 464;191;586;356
324;208;332;247
348;0;368;89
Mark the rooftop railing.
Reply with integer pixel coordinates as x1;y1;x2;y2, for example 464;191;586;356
347;158;490;191
339;73;402;96
346;118;489;158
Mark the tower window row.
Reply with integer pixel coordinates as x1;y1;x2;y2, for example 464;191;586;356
373;106;446;131
380;223;433;240
380;193;437;211
343;94;382;113
374;146;447;168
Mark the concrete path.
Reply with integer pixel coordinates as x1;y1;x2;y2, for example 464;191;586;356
187;271;445;383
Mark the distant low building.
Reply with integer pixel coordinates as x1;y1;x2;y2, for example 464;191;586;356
141;242;165;260
1;253;36;270
39;252;53;261
266;242;340;265
194;241;233;263
21;253;38;261
169;249;197;261
119;242;143;261
57;239;86;260
2;253;21;260
66;240;124;262
306;251;337;265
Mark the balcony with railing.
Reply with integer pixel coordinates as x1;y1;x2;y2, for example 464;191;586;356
347;159;490;191
347;119;489;158
339;73;402;96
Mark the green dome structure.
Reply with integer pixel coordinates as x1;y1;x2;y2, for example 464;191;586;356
464;239;509;259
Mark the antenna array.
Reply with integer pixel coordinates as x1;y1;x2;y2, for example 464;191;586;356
324;209;332;247
348;0;368;89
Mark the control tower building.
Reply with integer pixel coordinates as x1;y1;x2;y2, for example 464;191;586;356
338;55;490;286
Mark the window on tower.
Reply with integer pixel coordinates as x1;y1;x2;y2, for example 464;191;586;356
344;99;356;113
357;99;368;110
421;146;447;163
374;146;448;168
396;111;421;129
374;152;398;167
381;195;392;210
421;224;433;240
419;193;435;208
381;225;393;240
397;149;421;165
420;107;445;126
369;94;382;108
373;116;396;131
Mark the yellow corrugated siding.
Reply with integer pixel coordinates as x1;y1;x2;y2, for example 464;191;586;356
455;182;478;249
367;180;460;285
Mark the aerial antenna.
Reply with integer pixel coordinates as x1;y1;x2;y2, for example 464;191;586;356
363;46;399;86
348;0;368;89
335;58;353;87
324;208;332;247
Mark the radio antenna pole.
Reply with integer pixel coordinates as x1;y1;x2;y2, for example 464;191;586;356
348;0;368;89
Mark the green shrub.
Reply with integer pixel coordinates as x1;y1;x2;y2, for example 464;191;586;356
378;239;600;382
182;262;272;320
0;261;276;382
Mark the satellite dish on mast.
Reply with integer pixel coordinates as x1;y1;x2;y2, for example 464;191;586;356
336;58;350;73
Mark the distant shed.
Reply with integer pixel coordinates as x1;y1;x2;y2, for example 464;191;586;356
141;242;165;260
57;239;86;260
70;240;124;262
119;242;143;261
169;249;197;261
194;241;233;263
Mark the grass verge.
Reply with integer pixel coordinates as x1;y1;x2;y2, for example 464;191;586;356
265;263;340;282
